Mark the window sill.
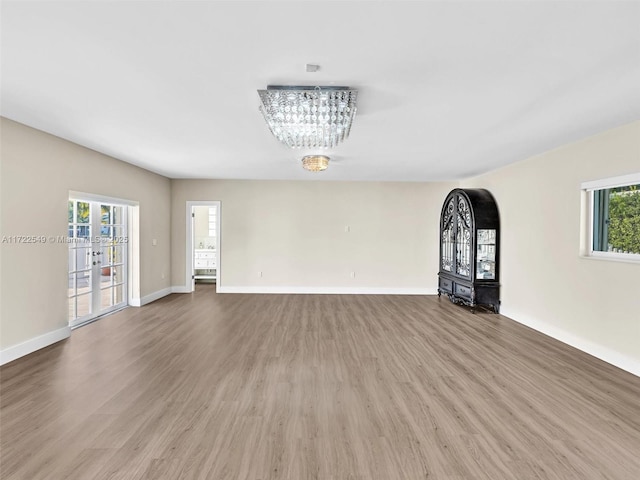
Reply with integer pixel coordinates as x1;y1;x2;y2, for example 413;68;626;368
580;253;640;265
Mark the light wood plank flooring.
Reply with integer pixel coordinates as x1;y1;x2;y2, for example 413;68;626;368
1;285;639;479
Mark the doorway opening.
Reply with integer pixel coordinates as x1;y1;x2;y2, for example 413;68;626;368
186;201;220;292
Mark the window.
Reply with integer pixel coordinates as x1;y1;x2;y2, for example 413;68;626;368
582;173;640;262
208;207;217;237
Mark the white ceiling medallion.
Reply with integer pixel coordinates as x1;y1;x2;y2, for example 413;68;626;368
301;155;330;172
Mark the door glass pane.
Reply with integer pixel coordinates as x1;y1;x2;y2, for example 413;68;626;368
78;225;91;239
101;287;114;309
69;298;76;320
100;284;125;310
76;293;91;317
76;202;90;224
77;271;91;295
112;206;124;225
100;226;113;238
100;270;111;287
476;229;496;279
101;205;111;226
456;196;472;277
68;247;76;272
112;226;125;238
112;264;124;283
111;245;124;266
75;247;92;271
115;284;124;304
99;265;122;286
441;197;455;272
68;273;76;297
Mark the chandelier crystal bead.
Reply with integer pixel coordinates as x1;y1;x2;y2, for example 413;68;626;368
258;86;358;149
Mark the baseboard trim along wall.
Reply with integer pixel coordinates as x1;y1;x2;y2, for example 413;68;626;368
129;287;173;307
129;285;437;299
216;286;437;295
171;285;193;294
0;326;71;366
501;307;640;378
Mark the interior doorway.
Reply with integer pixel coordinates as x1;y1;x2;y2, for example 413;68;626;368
187;201;220;292
68;197;128;328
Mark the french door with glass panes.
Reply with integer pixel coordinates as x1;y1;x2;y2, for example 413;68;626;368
68;199;127;327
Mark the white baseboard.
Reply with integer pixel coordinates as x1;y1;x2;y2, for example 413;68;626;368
501;307;640;378
171;285;193;294
216;286;437;295
0;326;71;366
129;287;173;307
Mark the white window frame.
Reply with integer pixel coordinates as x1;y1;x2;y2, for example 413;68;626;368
581;172;640;263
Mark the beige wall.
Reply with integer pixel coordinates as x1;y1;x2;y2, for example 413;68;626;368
2;116;637;374
463;121;640;373
0;118;171;352
171;179;455;292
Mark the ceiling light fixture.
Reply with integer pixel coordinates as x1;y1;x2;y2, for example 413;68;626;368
257;85;358;149
301;155;329;172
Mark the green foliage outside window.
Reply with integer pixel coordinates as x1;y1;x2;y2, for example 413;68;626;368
607;185;640;254
68;201;90;223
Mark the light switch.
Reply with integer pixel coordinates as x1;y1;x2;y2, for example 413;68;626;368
152;239;157;246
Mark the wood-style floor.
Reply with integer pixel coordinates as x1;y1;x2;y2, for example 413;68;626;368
1;285;639;479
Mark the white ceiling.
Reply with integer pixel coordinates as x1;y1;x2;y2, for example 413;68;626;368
1;1;639;181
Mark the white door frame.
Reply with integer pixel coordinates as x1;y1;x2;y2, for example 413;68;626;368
185;201;221;292
68;191;139;327
69;191;139;307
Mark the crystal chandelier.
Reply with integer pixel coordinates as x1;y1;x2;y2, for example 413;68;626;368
301;155;329;172
258;85;358;148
